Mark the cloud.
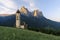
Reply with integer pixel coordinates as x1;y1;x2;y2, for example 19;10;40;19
0;0;17;14
0;0;17;9
0;6;16;14
49;17;60;22
29;2;38;11
23;0;28;2
23;0;38;11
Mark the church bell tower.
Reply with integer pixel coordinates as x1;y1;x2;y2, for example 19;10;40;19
16;10;20;28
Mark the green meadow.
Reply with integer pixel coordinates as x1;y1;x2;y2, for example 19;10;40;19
0;26;60;40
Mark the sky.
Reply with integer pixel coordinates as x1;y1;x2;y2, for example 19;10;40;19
0;0;60;22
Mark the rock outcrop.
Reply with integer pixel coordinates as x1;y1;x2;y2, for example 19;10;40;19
20;6;28;15
20;6;43;17
33;10;43;17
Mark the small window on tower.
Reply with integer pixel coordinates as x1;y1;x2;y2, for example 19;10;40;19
16;16;19;20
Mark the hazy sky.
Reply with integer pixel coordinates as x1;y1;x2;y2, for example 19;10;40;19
0;0;60;22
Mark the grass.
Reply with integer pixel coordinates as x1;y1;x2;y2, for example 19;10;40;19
0;26;60;40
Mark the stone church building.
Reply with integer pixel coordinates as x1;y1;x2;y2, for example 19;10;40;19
16;10;27;29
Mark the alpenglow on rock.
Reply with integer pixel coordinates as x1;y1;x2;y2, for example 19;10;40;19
33;10;43;17
19;6;43;17
20;6;28;15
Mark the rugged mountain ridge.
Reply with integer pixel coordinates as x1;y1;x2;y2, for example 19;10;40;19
0;6;60;31
19;6;43;17
20;6;29;15
0;14;11;16
33;10;43;17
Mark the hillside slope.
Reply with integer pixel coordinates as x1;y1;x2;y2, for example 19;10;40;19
0;6;60;30
0;26;60;40
0;14;60;30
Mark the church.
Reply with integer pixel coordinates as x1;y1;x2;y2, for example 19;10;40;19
16;9;27;29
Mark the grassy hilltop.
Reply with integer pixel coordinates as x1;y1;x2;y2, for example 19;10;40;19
0;26;60;40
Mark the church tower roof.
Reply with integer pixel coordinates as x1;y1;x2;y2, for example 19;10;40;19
16;10;20;13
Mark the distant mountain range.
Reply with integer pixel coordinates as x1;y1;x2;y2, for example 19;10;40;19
0;6;60;31
0;14;11;16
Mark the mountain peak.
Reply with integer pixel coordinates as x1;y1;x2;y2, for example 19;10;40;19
20;6;28;15
34;10;38;16
33;9;43;17
0;14;12;16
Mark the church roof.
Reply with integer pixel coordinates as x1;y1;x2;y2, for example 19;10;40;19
16;10;20;13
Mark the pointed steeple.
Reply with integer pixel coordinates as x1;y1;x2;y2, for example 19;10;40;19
16;9;20;28
16;10;20;13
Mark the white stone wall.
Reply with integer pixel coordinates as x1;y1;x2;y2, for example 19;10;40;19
16;13;20;28
21;25;25;29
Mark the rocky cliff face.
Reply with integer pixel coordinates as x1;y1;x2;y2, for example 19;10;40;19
20;6;29;15
33;10;43;17
19;6;43;17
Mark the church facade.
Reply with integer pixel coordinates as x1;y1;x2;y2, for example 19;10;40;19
16;10;27;29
